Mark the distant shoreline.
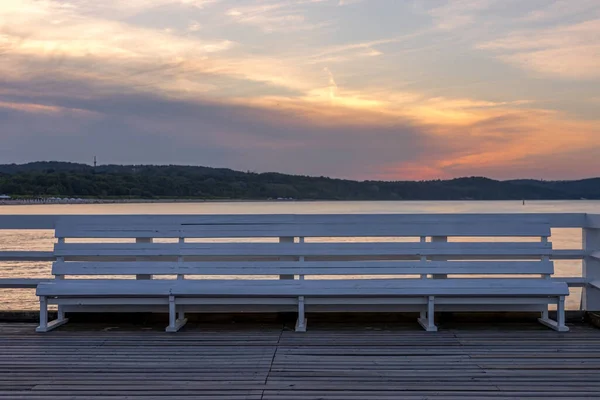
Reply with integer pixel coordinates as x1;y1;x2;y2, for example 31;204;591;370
2;161;599;202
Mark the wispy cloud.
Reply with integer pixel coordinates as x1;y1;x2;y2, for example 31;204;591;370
225;1;332;33
188;21;202;32
521;0;600;22
305;31;429;64
427;0;496;30
479;19;600;79
59;0;221;18
337;0;364;5
0;100;98;116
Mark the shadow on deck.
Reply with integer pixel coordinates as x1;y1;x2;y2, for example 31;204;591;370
0;316;600;399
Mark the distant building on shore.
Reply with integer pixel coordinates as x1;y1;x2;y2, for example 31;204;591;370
0;195;11;200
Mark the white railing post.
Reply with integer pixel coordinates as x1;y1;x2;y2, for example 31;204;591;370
136;237;153;280
582;227;600;311
279;236;295;280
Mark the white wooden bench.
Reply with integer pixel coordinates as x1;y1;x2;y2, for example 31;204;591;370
36;214;569;333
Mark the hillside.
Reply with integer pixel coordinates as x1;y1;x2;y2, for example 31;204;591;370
0;162;597;200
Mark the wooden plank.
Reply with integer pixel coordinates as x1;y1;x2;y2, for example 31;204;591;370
56;213;552;225
0;213;589;230
0;251;54;261
167;278;568;297
0;215;58;229
0;279;49;288
556;277;587;287
51;260;556;276
54;242;552;258
36;278;569;297
56;220;551;238
36;280;172;296
551;249;585;259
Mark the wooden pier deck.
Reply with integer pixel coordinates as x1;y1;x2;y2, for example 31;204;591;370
1;321;600;399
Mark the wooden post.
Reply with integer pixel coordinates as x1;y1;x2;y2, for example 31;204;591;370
557;296;566;329
177;237;185;280
56;237;65;320
295;296;307;332
427;296;436;331
419;236;427;279
541;236;551;279
38;296;48;332
279;236;295;280
583;228;600;311
431;236;448;279
299;237;305;280
136;237;153;280
168;295;176;330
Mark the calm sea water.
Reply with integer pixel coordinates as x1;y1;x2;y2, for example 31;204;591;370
1;200;599;310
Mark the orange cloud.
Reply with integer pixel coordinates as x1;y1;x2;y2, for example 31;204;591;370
370;109;600;180
0;100;99;116
0;101;62;114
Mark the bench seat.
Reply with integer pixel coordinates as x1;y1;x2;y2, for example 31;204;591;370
38;278;568;298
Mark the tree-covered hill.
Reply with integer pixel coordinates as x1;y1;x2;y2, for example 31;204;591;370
0;162;597;200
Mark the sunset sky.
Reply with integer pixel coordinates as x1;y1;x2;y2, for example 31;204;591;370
1;0;599;180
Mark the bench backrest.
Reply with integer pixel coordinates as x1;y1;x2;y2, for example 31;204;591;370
51;214;554;280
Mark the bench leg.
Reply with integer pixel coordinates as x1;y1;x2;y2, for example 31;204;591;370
295;296;307;332
57;305;65;321
538;297;569;332
166;296;187;333
418;296;438;332
36;297;69;333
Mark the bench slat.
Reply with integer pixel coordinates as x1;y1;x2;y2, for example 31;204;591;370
36;278;569;297
0;278;50;288
55;214;551;239
37;280;172;296
56;214;552;223
56;221;551;238
52;261;555;276
0;251;55;261
54;242;551;257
